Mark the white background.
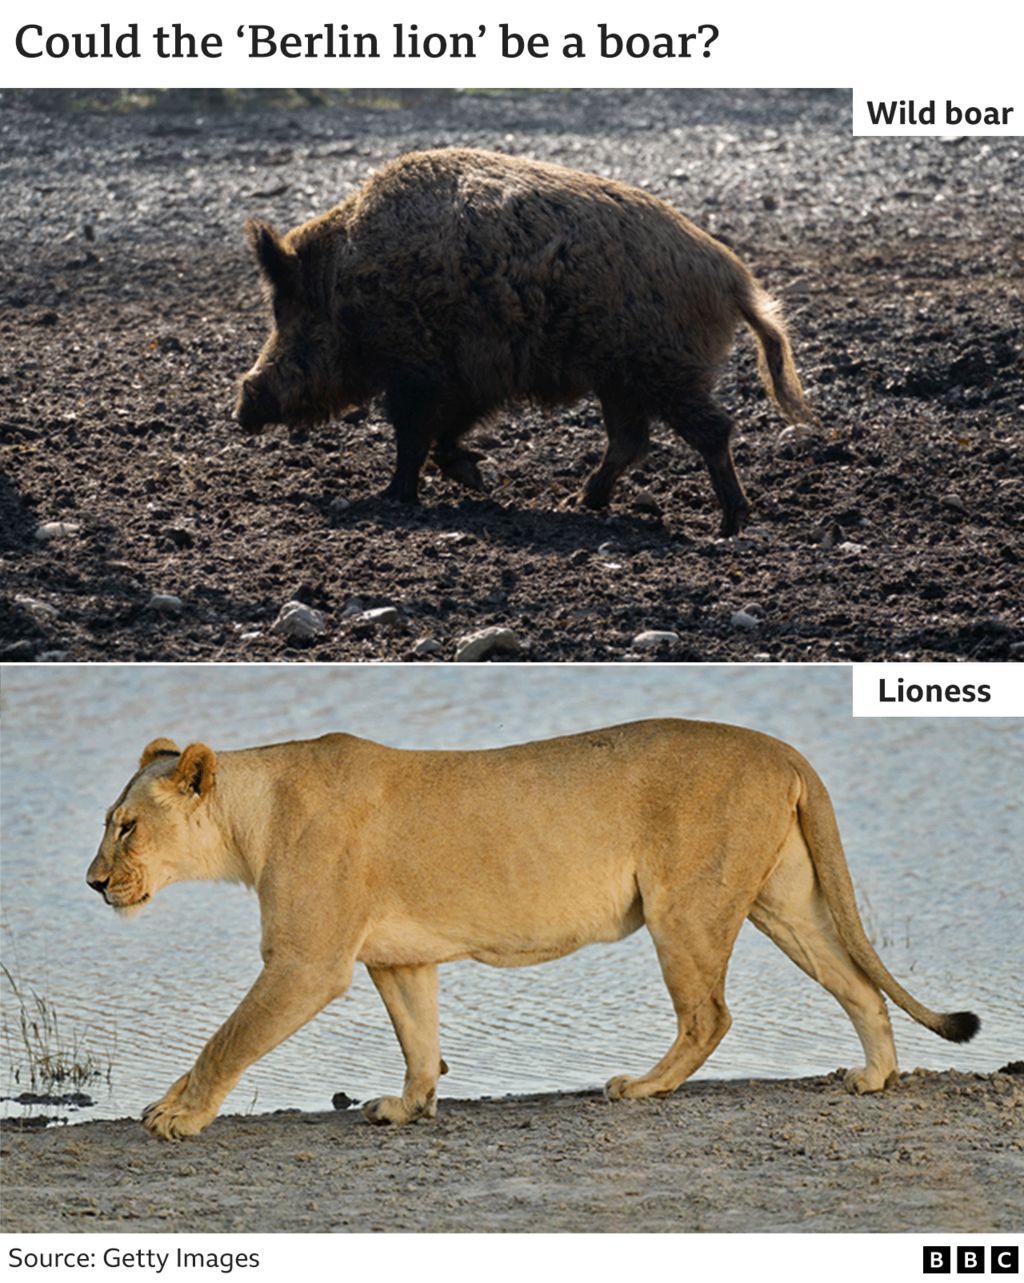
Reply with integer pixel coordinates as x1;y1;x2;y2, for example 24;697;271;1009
1;0;1023;134
1;1232;1021;1279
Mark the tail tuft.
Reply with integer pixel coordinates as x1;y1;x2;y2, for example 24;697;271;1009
736;282;818;427
938;1011;981;1043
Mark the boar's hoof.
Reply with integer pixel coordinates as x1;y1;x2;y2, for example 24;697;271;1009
719;502;752;538
380;478;421;505
579;485;612;511
434;446;489;492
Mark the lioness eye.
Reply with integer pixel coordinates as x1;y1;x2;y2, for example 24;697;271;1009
117;820;136;840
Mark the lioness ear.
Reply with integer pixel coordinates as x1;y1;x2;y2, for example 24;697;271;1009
173;743;217;799
245;218;296;293
139;738;180;770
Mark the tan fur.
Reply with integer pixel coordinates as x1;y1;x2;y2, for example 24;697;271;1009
86;720;977;1140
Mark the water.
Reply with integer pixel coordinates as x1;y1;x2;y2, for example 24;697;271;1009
1;664;1020;1125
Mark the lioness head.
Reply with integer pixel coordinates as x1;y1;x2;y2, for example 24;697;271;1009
87;738;220;917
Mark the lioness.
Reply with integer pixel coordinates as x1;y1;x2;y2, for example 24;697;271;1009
87;720;978;1141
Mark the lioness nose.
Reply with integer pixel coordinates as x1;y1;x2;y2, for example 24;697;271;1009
88;876;109;895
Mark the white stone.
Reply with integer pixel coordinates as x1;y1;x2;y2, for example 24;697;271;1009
412;637;443;657
357;606;400;626
454;626;521;662
34;521;81;543
148;593;184;614
271;601;325;641
730;610;760;629
631;630;680;649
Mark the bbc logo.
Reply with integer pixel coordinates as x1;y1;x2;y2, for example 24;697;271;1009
923;1247;1019;1274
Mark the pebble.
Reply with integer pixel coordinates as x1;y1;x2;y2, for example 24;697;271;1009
271;601;325;641
34;521;81;543
37;650;69;662
454;626;521;662
339;599;365;620
1009;642;1024;657
329;497;351;515
631;629;680;649
776;425;817;453
14;594;58;619
942;492;967;513
730;610;760;630
148;593;184;614
836;541;866;554
633;490;662;515
356;606;400;627
412;637;443;657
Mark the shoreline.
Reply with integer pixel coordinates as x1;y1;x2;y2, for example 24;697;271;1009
2;1069;1020;1233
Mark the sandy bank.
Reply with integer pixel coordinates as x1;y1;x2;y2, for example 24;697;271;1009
1;1069;1020;1233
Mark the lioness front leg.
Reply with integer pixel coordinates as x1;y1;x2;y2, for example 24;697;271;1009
143;959;350;1140
363;963;444;1125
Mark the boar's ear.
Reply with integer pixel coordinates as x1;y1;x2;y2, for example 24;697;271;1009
245;219;296;293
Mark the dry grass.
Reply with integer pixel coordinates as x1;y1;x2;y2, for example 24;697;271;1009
1;962;110;1093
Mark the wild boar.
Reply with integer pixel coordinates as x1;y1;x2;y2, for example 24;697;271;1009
235;147;816;535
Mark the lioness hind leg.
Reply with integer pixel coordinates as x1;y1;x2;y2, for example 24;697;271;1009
364;963;442;1125
606;879;744;1100
749;826;898;1094
605;979;731;1101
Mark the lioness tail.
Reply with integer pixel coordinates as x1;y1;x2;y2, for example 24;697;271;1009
795;765;980;1043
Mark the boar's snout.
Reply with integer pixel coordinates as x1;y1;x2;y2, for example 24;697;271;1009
235;374;280;432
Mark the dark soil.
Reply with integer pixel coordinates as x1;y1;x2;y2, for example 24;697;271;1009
1;1070;1021;1232
1;89;1021;662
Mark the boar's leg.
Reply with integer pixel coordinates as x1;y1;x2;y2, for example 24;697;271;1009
380;377;440;503
581;397;651;509
383;379;487;502
381;421;433;503
387;374;495;500
432;437;489;493
668;395;751;537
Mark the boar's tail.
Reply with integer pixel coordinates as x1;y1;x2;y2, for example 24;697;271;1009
736;280;818;425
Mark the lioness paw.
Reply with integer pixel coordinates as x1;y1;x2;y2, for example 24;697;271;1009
843;1066;898;1095
604;1075;640;1101
361;1094;437;1125
141;1075;216;1140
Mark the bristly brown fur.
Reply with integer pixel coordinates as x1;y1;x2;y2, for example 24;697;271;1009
236;148;818;535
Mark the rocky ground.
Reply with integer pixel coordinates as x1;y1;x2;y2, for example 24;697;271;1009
1;1069;1021;1232
0;89;1021;662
